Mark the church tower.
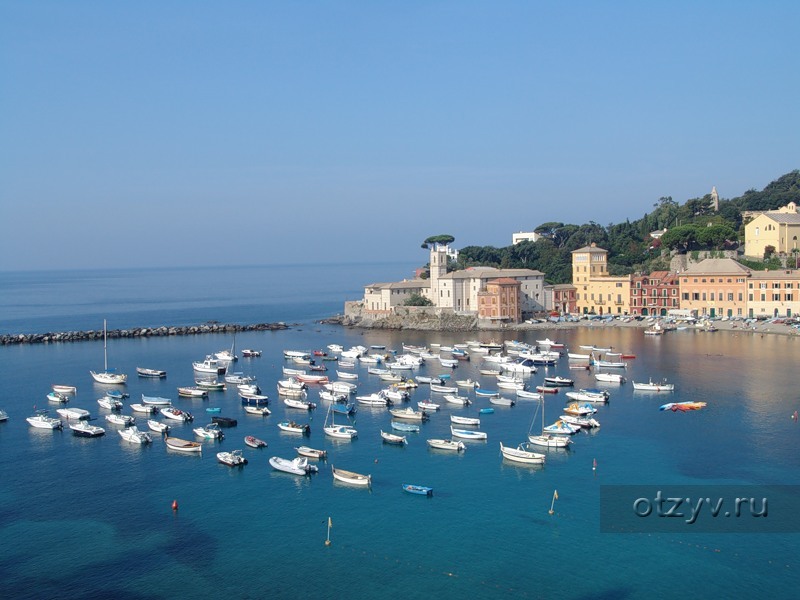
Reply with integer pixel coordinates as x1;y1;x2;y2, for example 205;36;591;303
710;186;719;212
429;243;449;305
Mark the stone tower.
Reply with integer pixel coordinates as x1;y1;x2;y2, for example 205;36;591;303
429;243;449;305
710;186;719;212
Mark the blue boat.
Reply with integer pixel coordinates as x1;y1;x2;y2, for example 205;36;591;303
390;421;420;433
403;483;433;496
475;388;500;398
332;403;357;416
206;407;221;413
479;408;495;414
106;389;128;400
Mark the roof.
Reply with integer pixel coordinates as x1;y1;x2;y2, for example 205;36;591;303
365;280;429;290
759;213;800;225
571;245;608;254
486;277;522;286
680;258;751;276
440;268;543;280
747;269;800;281
550;283;576;290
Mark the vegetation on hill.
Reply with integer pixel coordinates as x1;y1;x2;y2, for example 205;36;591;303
432;171;800;284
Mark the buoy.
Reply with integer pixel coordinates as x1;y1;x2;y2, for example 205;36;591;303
172;500;178;511
593;458;597;471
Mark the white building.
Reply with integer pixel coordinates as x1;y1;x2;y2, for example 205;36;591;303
512;231;540;245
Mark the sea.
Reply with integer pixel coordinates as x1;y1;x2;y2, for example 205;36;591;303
0;263;798;600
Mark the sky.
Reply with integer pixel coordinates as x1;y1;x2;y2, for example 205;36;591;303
1;1;798;271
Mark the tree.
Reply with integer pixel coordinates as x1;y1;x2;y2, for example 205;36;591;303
696;224;738;249
404;293;433;306
421;234;455;249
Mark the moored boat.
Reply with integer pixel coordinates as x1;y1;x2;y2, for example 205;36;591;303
165;436;202;453
331;466;371;487
56;407;90;420
137;367;167;378
147;419;170;434
217;449;248;466
402;483;433;496
427;438;466;452
119;426;152;444
450;426;487;440
632;379;675;392
381;430;408;445
500;441;546;464
27;410;63;429
278;420;311;435
270;456;318;475
245;435;268;448
69;421;105;437
295;446;327;459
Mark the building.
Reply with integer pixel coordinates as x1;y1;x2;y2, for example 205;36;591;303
362;280;430;313
549;284;577;315
743;202;800;259
512;231;540;245
746;270;800;318
678;258;750;318
630;271;680;316
571;244;631;315
477;278;522;322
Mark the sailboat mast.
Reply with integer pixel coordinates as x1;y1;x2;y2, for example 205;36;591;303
103;319;108;371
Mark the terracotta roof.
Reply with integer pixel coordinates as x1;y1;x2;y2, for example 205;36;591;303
487;277;521;286
571;245;608;254
441;268;543;280
681;258;751;276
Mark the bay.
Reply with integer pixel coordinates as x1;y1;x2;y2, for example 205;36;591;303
0;264;798;599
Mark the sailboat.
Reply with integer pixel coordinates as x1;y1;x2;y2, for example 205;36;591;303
90;320;127;384
215;334;238;364
323;402;357;440
527;396;572;449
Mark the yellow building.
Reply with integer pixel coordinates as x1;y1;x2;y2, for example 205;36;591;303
743;202;800;259
571;244;631;315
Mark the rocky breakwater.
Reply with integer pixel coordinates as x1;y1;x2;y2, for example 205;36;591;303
0;322;289;346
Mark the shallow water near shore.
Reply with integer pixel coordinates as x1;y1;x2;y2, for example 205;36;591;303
0;265;798;599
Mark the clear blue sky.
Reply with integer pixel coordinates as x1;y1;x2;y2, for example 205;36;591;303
2;1;798;271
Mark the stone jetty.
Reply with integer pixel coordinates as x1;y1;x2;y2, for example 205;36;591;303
0;322;289;346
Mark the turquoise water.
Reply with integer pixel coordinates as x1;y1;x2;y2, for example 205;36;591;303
0;267;798;599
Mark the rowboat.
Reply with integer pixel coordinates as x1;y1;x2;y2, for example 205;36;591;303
137;367;167;378
516;389;543;400
244;435;267;448
195;379;225;391
500;442;546;464
243;405;271;416
390;421;420;433
450;415;480;426
381;430;408;445
427;438;466;452
450;426;487;440
331;466;371;487
402;484;433;496
165;437;202;453
295;446;327;459
489;396;515;407
417;400;440;411
443;394;471;406
430;384;458;393
536;385;560;394
52;384;77;394
177;387;208;398
474;388;500;398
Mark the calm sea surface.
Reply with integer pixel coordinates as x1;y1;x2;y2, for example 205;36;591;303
0;265;798;599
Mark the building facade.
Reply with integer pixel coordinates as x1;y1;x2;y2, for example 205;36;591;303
746;270;800;318
512;231;540;245
630;271;680;316
550;284;577;315
571;244;630;314
743;202;800;259
678;258;750;318
477;278;522;322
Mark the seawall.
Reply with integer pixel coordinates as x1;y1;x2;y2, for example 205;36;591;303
0;322;289;346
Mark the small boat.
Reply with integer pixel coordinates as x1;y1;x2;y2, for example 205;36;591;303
331;466;371;487
527;434;572;449
105;389;128;400
479;369;502;377
160;407;193;422
193;423;224;440
217;449;248;466
284;398;317;410
105;413;135;426
137;367;167;378
270;456;319;476
331;403;357;416
403;483;433;496
241;395;270;407
227;373;256;385
177;386;208;398
443;394;471;406
356;392;390;407
565;388;610;403
417;400;440;411
47;391;70;404
595;372;626;384
479;407;495;414
496;380;524;390
241;349;262;357
560;413;601;428
474;388;500;398
295;446;327;459
416;376;445;385
211;416;237;428
450;415;480;426
69;421;105;437
427;438;466;452
206;407;222;413
192;356;227;375
56;407;90;420
543;376;574;387
633;379;675;392
52;384;77;394
0;410;8;422
147;419;170;434
563;402;598;416
119;426;152;444
295;374;329;385
243;405;271;416
450;426;487;440
489;396;515;407
536;385;560;394
543;420;581;435
165;436;203;453
516;389;543;400
389;407;428;421
27;410;63;429
381;430;408;445
327;344;344;353
278;420;311;435
567;353;591;361
391;421;420;433
195;379;226;391
337;371;359;380
141;395;172;406
430;384;458;393
500;442;546;465
129;403;158;414
245;435;268;448
660;402;707;412
455;379;478;388
620;353;636;359
536;338;564;349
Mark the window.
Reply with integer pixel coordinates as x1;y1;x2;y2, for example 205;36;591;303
728;293;733;301
773;294;780;302
682;293;689;301
692;293;700;301
738;293;743;301
702;293;707;301
749;293;753;302
787;293;794;302
761;294;766;302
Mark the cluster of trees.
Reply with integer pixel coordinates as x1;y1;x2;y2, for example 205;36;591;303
421;170;800;285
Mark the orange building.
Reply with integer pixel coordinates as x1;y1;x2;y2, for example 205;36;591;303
478;278;521;323
678;258;750;318
550;284;577;315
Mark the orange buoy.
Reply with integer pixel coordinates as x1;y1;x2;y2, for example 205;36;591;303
172;500;179;511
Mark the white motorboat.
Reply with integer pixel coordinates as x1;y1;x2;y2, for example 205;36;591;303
278;420;312;435
160;407;193;422
565;388;610;403
284;398;317;410
218;450;248;466
193;423;224;440
27;411;62;429
192;355;227;375
595;372;626;384
69;421;105;437
147;419;170;434
52;384;77;394
97;396;123;410
356;392;390;407
177;386;208;398
500;442;546;465
417;400;440;411
105;414;135;426
450;415;480;426
489;396;515;407
543;376;574;387
226;372;256;385
443;394;471;406
527;433;572;448
119;426;152;444
560;414;601;429
380;430;408;445
56;407;90;420
136;367;167;378
243;405;271;416
141;394;172;406
269;456;318;476
632;379;675;391
389;407;428;421
450;426;488;440
516;389;543;400
427;438;466;452
47;391;70;404
129;403;158;414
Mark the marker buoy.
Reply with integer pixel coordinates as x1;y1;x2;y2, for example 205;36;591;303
172;500;179;511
